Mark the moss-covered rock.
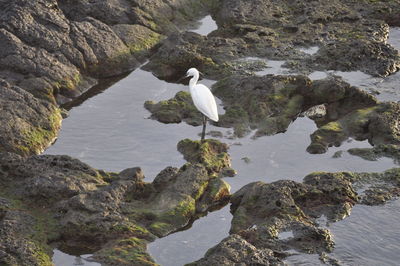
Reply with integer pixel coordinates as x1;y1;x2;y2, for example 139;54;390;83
193;165;400;264
0;80;62;157
0;132;236;264
177;139;231;174
145;91;203;125
307;102;400;154
93;237;157;266
348;144;400;163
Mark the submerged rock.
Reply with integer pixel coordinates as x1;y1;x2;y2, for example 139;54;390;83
348;144;400;164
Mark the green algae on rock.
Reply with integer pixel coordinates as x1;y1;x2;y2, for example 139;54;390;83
190;166;400;264
177;139;232;175
0;80;62;157
0;0;222;105
348;144;400;164
307;102;400;154
145;91;203;125
0;137;234;265
93;237;157;266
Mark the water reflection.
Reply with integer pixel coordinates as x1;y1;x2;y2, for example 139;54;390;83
52;250;99;266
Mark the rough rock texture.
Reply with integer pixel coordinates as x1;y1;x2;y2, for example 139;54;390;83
307;102;400;154
145;91;203;125
191;168;400;264
188;234;284;266
146;74;378;140
0;0;215;104
0;139;232;265
349;168;400;206
0;80;62;156
0;0;215;157
348;144;400;164
145;0;400;80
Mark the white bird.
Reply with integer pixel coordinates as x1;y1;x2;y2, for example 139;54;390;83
185;68;219;141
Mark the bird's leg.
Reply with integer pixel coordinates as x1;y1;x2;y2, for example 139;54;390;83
201;115;207;142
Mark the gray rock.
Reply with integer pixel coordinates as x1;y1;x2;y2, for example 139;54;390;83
188;234;284;266
0;80;62;156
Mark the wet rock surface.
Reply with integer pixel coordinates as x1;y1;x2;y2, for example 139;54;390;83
147;74;382;143
0;0;213;104
191;168;400;264
0;0;213;157
187;234;283;266
308;102;400;154
145;0;400;80
0;139;232;265
348;144;400;164
0;80;62;157
1;0;400;265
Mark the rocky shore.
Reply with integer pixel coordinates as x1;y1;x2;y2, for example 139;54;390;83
1;0;400;265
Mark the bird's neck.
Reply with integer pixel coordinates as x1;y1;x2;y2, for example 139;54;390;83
189;72;199;90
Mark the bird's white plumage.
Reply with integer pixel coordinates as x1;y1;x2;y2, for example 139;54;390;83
186;68;219;122
191;83;219;121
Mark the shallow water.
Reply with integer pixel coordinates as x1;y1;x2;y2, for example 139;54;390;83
148;118;396;266
298;46;319;55
47;24;400;266
52;249;100;266
189;15;217;36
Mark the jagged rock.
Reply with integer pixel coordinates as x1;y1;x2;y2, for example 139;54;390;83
192;167;400;264
307;102;400;154
144;0;400;82
177;139;231;174
0;80;62;156
0;138;233;265
188;234;284;266
144;91;203;125
348;144;400;164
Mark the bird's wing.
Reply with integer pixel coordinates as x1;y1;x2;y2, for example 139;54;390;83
191;84;219;122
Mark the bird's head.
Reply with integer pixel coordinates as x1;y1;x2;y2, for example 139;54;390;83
185;68;199;77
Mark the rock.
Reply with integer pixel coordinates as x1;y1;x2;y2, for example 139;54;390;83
142;31;241;81
302;104;327;120
143;0;400;83
0;152;106;204
307;102;400;154
348;144;400;163
187;234;284;266
119;167;145;181
0;0;215;105
146;74;386;149
349;168;400;205
144;91;203;125
191;172;359;264
0;136;234;265
93;237;157;266
194;166;400;264
177;139;231;175
0;202;55;266
0;80;62;156
311;39;399;77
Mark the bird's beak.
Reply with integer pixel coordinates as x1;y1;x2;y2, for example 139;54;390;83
199;71;204;77
177;74;188;82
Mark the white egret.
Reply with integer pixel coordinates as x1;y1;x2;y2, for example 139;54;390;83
185;68;219;141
